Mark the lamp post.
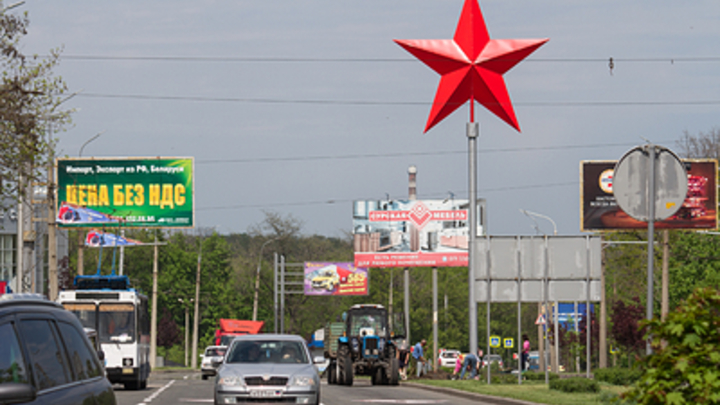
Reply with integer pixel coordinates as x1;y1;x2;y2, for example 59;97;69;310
252;237;279;322
75;129;104;277
79;130;105;157
519;209;557;235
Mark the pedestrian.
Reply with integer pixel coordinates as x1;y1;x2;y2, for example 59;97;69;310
459;349;480;380
412;339;427;378
522;334;530;371
397;340;410;380
451;353;464;380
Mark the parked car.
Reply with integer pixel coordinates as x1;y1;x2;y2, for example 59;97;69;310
0;293;116;405
201;345;227;380
214;334;322;405
438;350;461;368
482;354;504;368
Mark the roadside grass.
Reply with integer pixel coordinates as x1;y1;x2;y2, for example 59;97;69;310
412;379;629;405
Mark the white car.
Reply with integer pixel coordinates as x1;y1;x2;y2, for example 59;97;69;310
438;350;461;368
201;345;227;380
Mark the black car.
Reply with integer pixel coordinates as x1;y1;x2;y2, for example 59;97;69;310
0;294;116;405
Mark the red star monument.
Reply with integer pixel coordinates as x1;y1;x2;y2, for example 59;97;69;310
395;0;548;132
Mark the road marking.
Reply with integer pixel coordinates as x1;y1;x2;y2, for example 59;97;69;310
140;379;175;404
178;400;213;403
353;401;449;404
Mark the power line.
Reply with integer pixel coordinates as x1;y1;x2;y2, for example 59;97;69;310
78;92;720;107
196;181;578;211
195;140;676;165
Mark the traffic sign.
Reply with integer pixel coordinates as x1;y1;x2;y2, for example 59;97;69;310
535;314;546;325
490;335;501;348
503;338;514;349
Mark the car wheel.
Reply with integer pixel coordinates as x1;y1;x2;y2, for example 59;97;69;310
202;375;208;380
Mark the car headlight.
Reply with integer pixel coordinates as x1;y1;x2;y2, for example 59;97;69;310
218;376;245;387
290;375;315;387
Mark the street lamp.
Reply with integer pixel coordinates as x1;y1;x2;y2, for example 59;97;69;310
252;237;280;321
79;130;106;157
519;209;558;235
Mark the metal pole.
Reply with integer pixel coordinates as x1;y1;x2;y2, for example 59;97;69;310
586;235;592;378
273;253;278;334
432;267;438;372
646;145;656;355
15;175;23;292
468;122;479;360
405;165;416;348
486;236;491;384
554;301;559;374
599;240;607;369
661;230;669;321
185;304;189;367
517;236;522;384
543;236;549;384
191;241;201;369
118;229;125;276
280;255;285;334
149;236;158;369
574;301;579;373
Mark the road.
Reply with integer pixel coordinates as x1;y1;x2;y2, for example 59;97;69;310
114;371;498;405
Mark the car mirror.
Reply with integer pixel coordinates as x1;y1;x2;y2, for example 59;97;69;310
97;350;105;361
313;356;326;364
0;383;37;404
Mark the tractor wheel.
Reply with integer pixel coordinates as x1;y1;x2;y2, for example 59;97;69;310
327;362;336;385
339;353;354;386
388;358;400;386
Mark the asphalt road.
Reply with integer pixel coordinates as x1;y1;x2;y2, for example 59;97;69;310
113;371;501;405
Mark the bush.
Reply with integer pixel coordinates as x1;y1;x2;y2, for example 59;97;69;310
491;373;520;384
549;377;600;393
593;367;642;386
599;391;637;405
523;370;559;381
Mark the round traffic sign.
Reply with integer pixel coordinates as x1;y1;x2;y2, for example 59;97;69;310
613;145;687;222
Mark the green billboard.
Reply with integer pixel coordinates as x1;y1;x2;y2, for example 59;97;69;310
56;157;194;228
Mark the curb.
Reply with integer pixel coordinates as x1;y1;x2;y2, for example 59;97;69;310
402;382;541;405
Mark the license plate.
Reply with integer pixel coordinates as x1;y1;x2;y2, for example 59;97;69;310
249;389;282;398
122;368;133;375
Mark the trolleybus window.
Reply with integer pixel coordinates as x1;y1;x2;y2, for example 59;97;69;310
63;302;97;330
99;303;135;344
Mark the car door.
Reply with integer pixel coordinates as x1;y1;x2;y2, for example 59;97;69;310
0;317;35;404
56;321;116;405
16;316;95;405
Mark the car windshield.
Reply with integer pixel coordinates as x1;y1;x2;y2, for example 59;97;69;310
443;352;458;358
206;347;226;357
227;340;308;364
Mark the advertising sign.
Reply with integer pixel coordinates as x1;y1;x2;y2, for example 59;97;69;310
85;230;145;247
353;199;482;268
304;262;368;296
56;157;194;228
581;159;717;231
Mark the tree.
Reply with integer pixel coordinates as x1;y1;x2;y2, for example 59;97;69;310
611;298;645;357
676;128;720;160
157;307;181;348
0;5;71;202
624;287;720;404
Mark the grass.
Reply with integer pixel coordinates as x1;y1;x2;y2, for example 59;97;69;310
411;379;629;405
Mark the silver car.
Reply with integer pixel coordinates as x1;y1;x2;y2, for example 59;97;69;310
201;345;227;380
214;334;321;405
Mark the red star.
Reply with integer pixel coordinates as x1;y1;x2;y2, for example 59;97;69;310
395;0;548;132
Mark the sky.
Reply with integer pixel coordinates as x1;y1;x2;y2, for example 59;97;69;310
19;0;720;238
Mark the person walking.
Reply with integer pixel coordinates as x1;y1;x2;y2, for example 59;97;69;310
397;341;410;380
522;334;531;371
412;339;427;377
459;350;480;380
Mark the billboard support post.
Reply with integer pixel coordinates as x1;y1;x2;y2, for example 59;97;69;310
645;146;657;356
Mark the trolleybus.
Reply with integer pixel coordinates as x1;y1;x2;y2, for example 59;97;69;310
58;274;150;390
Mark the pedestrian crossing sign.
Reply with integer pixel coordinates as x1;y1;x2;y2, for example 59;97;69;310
490;335;501;348
503;338;514;349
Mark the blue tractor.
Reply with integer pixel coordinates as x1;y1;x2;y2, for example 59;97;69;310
326;304;405;387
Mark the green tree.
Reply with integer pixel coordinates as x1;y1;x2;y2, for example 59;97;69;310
624;287;720;404
0;4;71;201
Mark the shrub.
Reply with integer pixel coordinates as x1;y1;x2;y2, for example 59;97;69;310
491;373;520;384
549;377;600;393
523;370;559;381
599;391;637;405
594;367;643;386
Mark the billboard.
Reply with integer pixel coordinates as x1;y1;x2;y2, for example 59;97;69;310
353;199;483;268
303;262;368;296
56;157;194;228
581;159;718;231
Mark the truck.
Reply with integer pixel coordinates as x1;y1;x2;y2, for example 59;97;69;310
214;318;265;346
324;304;405;387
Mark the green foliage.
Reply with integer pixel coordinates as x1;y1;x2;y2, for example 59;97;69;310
523;370;560;381
549;377;600;393
599;391;637;405
594;367;643;386
491;373;520;384
623;287;720;405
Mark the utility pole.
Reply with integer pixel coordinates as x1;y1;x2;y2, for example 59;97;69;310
47;143;58;300
405;165;416;346
191;241;202;369
149;235;158;369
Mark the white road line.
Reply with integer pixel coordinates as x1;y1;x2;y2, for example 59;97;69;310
140;379;175;404
353;401;450;404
